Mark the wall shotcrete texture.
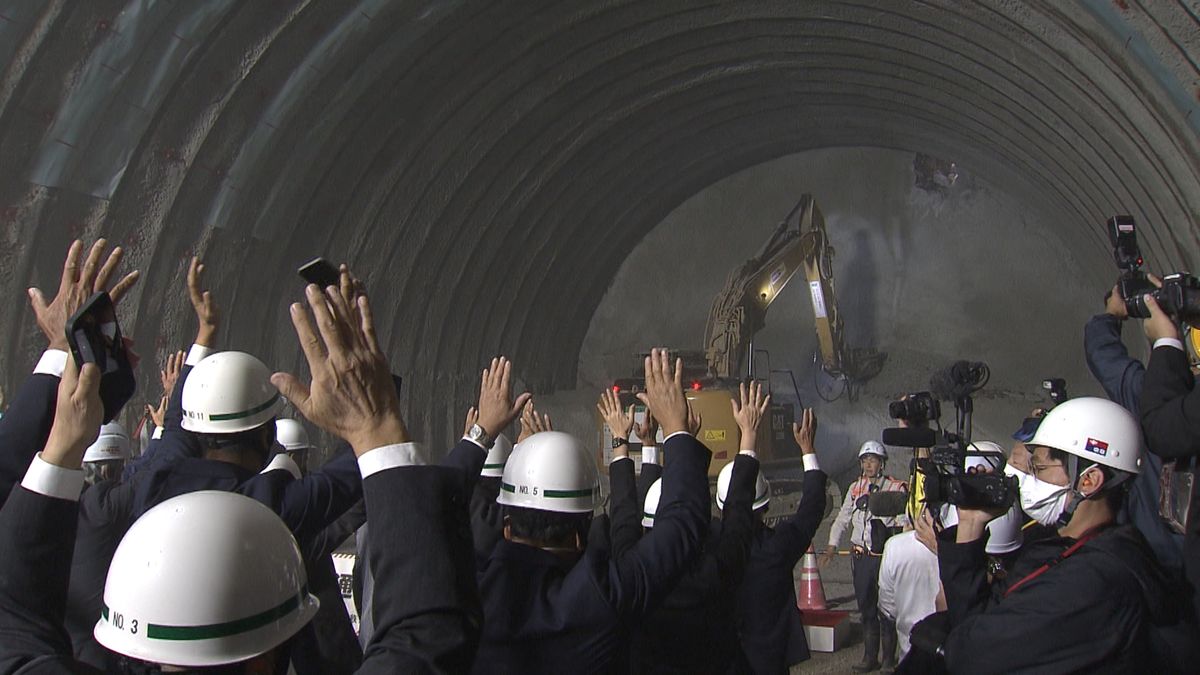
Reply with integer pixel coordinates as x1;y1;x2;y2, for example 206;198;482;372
1;1;1199;458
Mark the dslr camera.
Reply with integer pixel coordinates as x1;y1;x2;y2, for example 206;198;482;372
883;361;1017;510
1109;216;1200;322
888;392;940;425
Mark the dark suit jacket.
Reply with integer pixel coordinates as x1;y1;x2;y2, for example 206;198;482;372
0;464;479;674
0;372;59;506
732;467;827;674
470;433;711;674
631;452;759;674
1139;344;1200;619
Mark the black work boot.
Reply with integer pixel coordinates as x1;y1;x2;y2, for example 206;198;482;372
880;618;898;673
852;623;881;672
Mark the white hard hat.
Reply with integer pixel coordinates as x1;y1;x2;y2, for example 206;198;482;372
496;431;599;514
182;352;285;434
482;433;513;478
274;418;310;452
83;422;131;463
94;491;318;667
859;440;887;459
985;503;1024;554
715;459;770;511
1028;397;1141;474
643;478;662;527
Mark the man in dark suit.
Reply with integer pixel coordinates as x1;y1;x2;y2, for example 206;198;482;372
732;408;827;674
1136;292;1200;622
444;349;711;673
0;282;480;673
602;382;767;674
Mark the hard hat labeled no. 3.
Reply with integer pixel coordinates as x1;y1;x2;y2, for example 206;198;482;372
497;431;599;513
182;352;285;434
94;491;318;667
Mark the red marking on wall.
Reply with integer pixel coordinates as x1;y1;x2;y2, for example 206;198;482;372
1113;0;1130;10
161;147;183;164
0;206;19;222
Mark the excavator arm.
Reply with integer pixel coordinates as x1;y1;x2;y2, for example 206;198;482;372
703;194;861;381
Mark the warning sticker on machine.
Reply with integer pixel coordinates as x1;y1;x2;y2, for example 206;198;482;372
704;430;727;442
809;281;827;319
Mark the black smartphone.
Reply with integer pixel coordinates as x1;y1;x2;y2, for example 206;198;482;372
298;257;340;288
65;292;136;422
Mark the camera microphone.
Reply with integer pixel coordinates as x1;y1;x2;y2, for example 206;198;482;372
882;427;937;448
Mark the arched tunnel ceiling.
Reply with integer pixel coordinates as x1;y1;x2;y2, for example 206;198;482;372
1;1;1199;447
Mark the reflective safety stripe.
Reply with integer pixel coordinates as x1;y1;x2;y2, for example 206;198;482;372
104;589;306;641
205;393;281;422
483;463;506;470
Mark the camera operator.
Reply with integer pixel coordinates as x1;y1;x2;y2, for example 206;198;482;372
1137;291;1200;622
1082;283;1184;572
826;441;908;672
929;398;1177;673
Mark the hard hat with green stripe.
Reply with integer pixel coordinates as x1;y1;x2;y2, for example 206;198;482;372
481;432;513;478
643;478;662;527
94;491;318;667
497;431;599;513
181;352;285;434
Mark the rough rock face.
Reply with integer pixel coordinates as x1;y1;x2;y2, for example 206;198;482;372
0;1;1197;455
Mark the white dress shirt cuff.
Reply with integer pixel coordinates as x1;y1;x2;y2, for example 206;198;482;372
152;426;164;440
186;343;215;366
1154;337;1185;352
462;435;487;451
802;454;822;472
641;445;659;465
358;442;426;478
34;350;68;377
609;455;632;466
739;449;757;458
260;453;302;480
664;431;691;442
21;453;85;501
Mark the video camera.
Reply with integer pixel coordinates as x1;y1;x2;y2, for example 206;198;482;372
882;360;1017;510
1109;216;1200;322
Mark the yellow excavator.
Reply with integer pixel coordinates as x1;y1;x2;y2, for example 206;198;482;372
600;195;885;475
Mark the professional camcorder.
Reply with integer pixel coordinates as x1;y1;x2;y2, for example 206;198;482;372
888;392;940;425
1109;215;1200;322
883;360;1017;510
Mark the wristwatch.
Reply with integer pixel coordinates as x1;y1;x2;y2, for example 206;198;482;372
611;436;628;449
467;423;495;449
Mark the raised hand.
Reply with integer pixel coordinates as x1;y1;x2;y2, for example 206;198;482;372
686;402;703;437
187;257;219;347
146;394;168;428
463;406;479;438
476;356;533;440
597;389;635;440
635;409;658;445
518;401;552;443
271;284;409;456
636;348;688;437
792;408;817;456
731;381;771;448
29;239;139;351
160;350;185;394
43;355;103;469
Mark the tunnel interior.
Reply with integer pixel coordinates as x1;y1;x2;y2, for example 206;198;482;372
2;1;1199;473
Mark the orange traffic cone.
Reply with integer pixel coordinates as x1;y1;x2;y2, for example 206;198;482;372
796;544;828;610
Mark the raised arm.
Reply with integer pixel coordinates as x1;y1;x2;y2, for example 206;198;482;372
1138;294;1200;460
273;283;479;670
2;239;138;503
598;388;641;557
0;353;103;670
768;408;827;562
603;349;711;615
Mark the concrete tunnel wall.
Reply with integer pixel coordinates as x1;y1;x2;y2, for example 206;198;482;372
1;1;1199;459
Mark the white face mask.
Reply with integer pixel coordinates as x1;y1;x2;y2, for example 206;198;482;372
1006;464;1070;526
